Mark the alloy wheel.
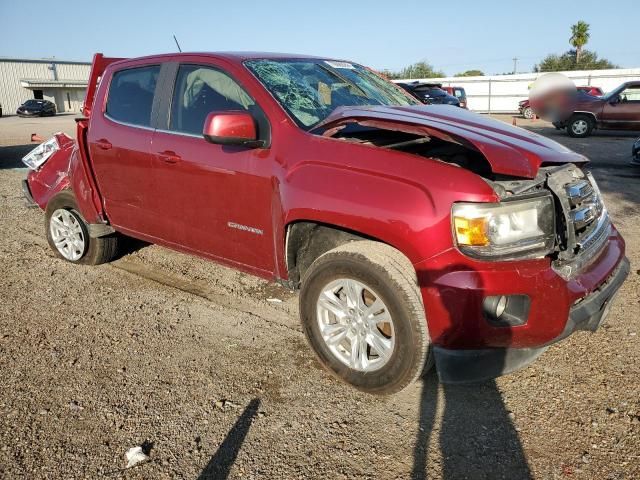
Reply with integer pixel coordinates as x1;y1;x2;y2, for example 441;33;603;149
316;278;395;372
572;119;588;135
49;209;86;261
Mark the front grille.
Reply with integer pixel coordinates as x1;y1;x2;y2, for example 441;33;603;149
545;165;610;279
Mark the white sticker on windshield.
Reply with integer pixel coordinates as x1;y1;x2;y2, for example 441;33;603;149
324;60;355;69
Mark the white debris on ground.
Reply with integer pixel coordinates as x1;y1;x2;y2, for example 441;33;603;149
266;298;283;303
125;446;149;468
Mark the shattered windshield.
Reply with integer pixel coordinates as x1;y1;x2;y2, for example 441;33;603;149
245;59;419;129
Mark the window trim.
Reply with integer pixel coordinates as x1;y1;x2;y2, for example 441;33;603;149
104;63;162;129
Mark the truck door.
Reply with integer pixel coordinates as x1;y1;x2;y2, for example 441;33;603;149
88;64;161;236
601;84;640;130
150;63;275;274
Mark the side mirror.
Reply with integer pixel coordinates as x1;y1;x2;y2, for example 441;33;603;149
609;95;621;105
203;112;264;148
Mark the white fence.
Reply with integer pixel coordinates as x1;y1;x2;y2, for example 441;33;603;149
396;68;640;113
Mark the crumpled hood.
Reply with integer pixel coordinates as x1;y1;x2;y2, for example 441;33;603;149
313;105;588;179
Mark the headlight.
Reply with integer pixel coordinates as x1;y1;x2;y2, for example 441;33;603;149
452;195;555;260
22;137;59;170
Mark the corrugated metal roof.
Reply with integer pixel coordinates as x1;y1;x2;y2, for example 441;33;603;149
0;57;90;65
20;78;88;88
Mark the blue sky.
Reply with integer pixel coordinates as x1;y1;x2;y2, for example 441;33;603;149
1;0;638;74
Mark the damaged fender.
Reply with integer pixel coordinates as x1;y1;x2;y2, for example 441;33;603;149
26;128;106;226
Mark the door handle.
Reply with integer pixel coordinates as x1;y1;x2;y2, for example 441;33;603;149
157;150;181;164
95;138;112;150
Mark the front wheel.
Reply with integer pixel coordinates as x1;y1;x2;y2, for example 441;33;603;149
522;106;534;119
567;114;594;138
299;241;431;394
45;190;121;265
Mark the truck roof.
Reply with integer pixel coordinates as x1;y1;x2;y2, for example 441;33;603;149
82;51;353;117
110;51;343;67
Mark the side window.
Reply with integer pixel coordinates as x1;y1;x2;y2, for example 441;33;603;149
620;86;640;103
106;65;160;127
170;64;255;135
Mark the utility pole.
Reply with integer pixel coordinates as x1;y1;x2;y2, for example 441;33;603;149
512;57;518;74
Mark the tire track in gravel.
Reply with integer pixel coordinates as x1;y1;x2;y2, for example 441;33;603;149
110;257;302;334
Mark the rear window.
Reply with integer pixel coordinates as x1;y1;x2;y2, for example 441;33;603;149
106;65;160;127
416;87;446;97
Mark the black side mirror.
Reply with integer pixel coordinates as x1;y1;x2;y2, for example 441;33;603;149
609;95;621;105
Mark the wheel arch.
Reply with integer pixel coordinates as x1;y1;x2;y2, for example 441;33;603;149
570;111;598;125
284;219;417;288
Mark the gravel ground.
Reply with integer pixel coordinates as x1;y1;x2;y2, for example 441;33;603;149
0;114;638;479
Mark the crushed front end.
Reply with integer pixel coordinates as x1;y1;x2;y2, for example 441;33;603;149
418;164;629;383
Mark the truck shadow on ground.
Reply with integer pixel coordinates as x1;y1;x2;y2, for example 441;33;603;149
412;263;532;479
197;398;261;480
412;373;532;479
0;144;33;169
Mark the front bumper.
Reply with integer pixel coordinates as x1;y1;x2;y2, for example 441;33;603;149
433;256;629;383
415;220;628;383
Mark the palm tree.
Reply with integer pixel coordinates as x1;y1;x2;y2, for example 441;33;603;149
570;21;590;64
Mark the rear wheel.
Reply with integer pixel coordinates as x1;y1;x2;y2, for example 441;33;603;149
522;106;534;119
299;241;431;394
567;114;594;138
45;190;120;265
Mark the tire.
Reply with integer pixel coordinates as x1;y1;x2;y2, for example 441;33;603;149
45;190;120;265
522;106;534;120
566;114;594;138
299;240;431;394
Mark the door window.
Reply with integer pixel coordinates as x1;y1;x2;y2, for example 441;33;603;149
106;65;160;127
169;65;255;135
619;86;640;103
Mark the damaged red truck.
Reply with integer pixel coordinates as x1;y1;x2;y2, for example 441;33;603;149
22;53;629;394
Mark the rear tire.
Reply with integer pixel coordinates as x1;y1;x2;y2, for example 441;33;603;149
45;190;120;265
522;106;534;119
299;240;432;395
566;114;594;138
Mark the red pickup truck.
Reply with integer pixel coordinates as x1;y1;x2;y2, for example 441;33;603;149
553;81;640;137
519;86;604;120
22;53;628;394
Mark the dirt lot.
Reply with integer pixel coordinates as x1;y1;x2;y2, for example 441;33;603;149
0;113;638;479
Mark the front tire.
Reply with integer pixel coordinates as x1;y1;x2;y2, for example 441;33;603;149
299;241;431;394
45;190;120;265
522;106;534;119
567;114;594;138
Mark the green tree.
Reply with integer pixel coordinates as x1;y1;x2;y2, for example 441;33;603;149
455;69;484;77
534;21;617;72
403;61;445;79
570;21;590;63
534;49;617;72
384;61;444;79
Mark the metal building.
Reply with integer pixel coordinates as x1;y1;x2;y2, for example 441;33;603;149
0;57;90;115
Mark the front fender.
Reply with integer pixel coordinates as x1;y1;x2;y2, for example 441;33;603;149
280;156;491;266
